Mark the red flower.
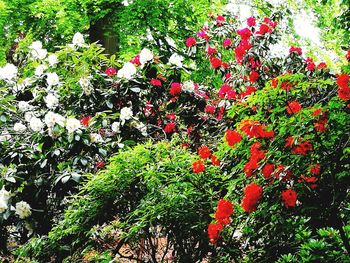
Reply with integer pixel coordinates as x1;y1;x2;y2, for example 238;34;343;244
198;145;211;159
205;105;216;114
286;101;301;114
289;46;302;55
247;17;256;27
225;129;242;147
271;78;278;88
186;37;196;47
240;119;274;139
96;161;105;169
241;183;263;213
317;62;327;69
262;163;275;178
314;113;328;132
285;136;294;148
216;15;225;23
256;23;270;35
165;113;176;120
312;108;322;116
210;57;222;69
207;46;217;55
164;122;176;133
281;189;297;208
234;39;252;63
81;116;92;126
150;78;162;87
310;164;320;175
346;50;350;60
169;82;182;96
130;54;141;65
105;67;117;76
192;160;205;173
336;74;350;89
208;223;223;244
211;155;221;166
223;38;232;47
215;199;234;225
338;86;350;101
281;81;293;91
237;28;251;40
249;70;259;83
291;141;313;155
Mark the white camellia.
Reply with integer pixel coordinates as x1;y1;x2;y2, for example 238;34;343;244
111;122;121;133
120;107;133;125
0;186;11;213
168;53;184;68
35;65;47;76
13;123;26;133
90;133;104;143
47;54;58;66
139;48;154;65
18;101;31;112
15;201;32;219
72;32;85;47
66;117;81;133
0;63;18;81
29;117;44;132
44;112;65;128
44;93;59;109
46;72;60;87
117;62;137;80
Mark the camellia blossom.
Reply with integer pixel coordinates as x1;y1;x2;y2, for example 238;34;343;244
29;117;44;132
247;17;256;27
198;145;211;159
46;72;60;87
208;223;223;244
249;70;259;82
210;57;222;69
170;82;182;96
310;164;320;175
240;119;274;139
192;160;205;173
289;46;302;55
47;54;58;66
117;62;137;80
185;37;196;47
214;199;234;225
281;189;297;208
164;122;176;133
111;122;121;133
0;63;18;81
168;53;184;68
139;48;154;65
13;122;27;133
44;112;65;128
286;101;301;114
262;163;275;178
120;107;133;125
150;78;162;87
241;183;263;213
105;67;117;76
81;116;92;126
44;93;59;109
225;129;242;147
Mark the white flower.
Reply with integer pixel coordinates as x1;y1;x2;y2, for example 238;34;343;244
90;133;104;143
0;131;11;142
46;72;60;87
29;117;44;132
78;77;92;95
29;41;42;51
111;122;121;133
44;93;59;109
136;122;147;136
15;201;31;219
35;64;47;76
117;62;136;80
18;101;31;112
72;32;85;47
0;186;10;213
66;117;81;133
13;122;26;133
44;112;65;128
120;107;133;125
24;111;35;122
36;49;48;60
168;53;184;68
47;54;58;66
139;48;153;65
0;63;18;81
182;80;195;92
29;41;48;59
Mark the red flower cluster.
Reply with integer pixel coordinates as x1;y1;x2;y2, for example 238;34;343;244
317;62;327;69
164;122;176;133
216;15;225;25
241;183;263;212
262;163;275;178
218;83;236;99
310;164;320;175
206;46;216;55
130;54;141;65
234;39;252;64
198;145;211;159
314;111;328;132
214;199;234;225
244;142;266;177
170;82;182;96
223;38;232;47
247;17;256;27
240;119;274;139
105;67;117;76
289;46;302;55
210;57;222;69
225;129;242;147
81;116;92;126
208;223;223;244
238;86;256;98
336;74;350;101
186;37;196;47
211;155;221;166
192;160;205;173
256;18;277;35
281;189;297;208
249;70;259;83
205;105;216;114
286;101;301;114
299;175;318;188
285;137;313;155
150;78;162;87
306;57;315;71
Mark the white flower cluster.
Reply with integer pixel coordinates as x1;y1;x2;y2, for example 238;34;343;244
0;186;11;214
46;72;60;87
182;80;195;92
66;117;81;133
72;32;85;47
15;201;31;219
13;122;26;133
45;112;65;128
29;117;44;132
139;48;154;65
117;62;137;80
169;53;184;68
29;41;47;60
120;107;133;125
0;63;18;82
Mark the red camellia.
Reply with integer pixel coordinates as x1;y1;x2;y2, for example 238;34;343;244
150;78;162;87
310;164;320;175
262;163;275;178
105;67;117;76
237;28;251;40
244;142;266;177
336;74;350;101
241;183;263;213
164;122;176;133
317;62;327;69
185;37;196;47
215;199;234;225
249;70;259;82
192;160;205;173
211;155;221;166
208;223;223;244
256;23;270;35
286;101;302;114
225;129;242;147
289;46;302;55
205;105;216;114
240;119;274;139
198;145;211;159
247;17;256;27
281;189;297;208
130;54;141;65
169;82;182;96
210;57;222;69
291;141;313;155
81;116;92;126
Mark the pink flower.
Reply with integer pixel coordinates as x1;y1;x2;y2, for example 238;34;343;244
150;78;162;87
170;82;182;96
247;17;256;27
223;38;232;47
186;37;196;47
105;67;117;76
